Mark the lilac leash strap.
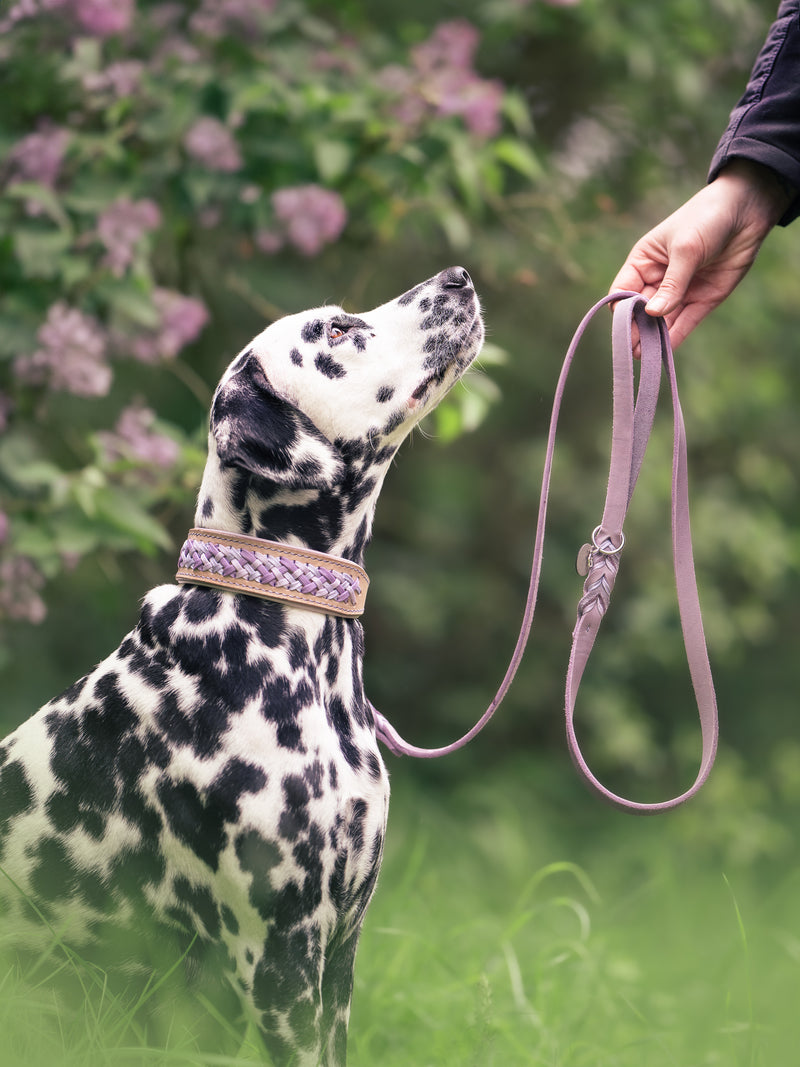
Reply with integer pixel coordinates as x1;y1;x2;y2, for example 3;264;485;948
371;292;719;814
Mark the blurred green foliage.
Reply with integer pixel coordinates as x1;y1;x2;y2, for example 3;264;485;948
1;0;799;847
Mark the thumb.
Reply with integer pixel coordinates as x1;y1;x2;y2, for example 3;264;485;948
643;248;703;317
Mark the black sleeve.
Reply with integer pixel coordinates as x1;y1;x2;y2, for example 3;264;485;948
708;0;800;225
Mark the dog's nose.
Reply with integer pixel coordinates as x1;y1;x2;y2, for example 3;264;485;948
440;266;473;290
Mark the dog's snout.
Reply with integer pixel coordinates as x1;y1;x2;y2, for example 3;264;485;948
440;266;473;290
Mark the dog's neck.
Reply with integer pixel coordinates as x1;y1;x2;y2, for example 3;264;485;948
193;443;394;567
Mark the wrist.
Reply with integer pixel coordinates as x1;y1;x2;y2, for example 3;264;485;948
716;158;794;227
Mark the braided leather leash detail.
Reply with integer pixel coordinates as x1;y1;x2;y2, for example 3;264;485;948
176;530;368;617
371;292;720;815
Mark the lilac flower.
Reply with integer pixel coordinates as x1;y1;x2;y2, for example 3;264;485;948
0;0;68;34
72;0;134;37
82;60;144;98
435;76;504;138
6;123;70;213
411;19;480;74
98;403;180;468
184;117;242;173
97;197;161;276
267;185;347;256
190;0;277;37
381;20;504;140
129;289;209;362
0;556;47;624
15;303;111;397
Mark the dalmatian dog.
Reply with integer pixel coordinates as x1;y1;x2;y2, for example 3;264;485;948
0;267;484;1065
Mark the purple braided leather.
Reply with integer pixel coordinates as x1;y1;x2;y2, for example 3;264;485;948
178;538;361;605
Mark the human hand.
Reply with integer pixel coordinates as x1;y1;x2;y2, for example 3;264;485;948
610;159;792;348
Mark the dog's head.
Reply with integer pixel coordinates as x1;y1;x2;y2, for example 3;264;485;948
209;266;484;489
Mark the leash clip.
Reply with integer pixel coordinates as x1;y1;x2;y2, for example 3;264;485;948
576;525;625;577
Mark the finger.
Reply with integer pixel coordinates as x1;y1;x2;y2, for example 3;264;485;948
642;239;709;317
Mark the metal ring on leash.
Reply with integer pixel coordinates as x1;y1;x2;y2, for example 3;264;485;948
591;525;625;555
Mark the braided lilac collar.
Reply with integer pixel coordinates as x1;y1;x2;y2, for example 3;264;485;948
176;528;368;617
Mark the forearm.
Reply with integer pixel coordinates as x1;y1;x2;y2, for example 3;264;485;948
709;0;800;225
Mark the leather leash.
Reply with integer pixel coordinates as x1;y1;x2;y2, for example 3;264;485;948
371;292;719;814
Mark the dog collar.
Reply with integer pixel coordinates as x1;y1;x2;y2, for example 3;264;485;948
176;528;368;617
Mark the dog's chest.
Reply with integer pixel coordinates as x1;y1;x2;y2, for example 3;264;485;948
0;585;389;951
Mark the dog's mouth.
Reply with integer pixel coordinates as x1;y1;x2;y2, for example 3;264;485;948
409;312;483;409
410;369;446;402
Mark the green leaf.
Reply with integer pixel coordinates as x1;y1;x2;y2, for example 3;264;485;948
313;139;352;183
0;434;66;492
13;229;73;279
93;488;172;553
98;280;160;328
5;183;71;229
492;138;542;180
438;205;471;250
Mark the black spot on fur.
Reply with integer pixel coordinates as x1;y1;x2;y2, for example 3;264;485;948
202;496;214;518
29;835;109;911
314;353;347;379
139;596;181;649
0;760;33;840
290;347;303;366
376;385;394;404
110;836;166;903
58;675;89;706
157;778;229;872
279;774;311;841
173;876;222;939
304;759;325;799
183;587;223;625
235;829;282;919
221;903;240;936
328;696;361;770
382;410;404;435
287;629;310;671
301;319;324;343
398;283;423;306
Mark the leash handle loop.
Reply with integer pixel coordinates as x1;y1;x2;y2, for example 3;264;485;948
372;292;719;814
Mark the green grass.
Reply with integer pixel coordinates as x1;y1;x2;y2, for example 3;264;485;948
2;758;799;1065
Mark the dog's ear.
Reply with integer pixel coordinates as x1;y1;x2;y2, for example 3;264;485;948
210;352;345;488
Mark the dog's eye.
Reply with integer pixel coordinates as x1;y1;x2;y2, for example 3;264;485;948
328;321;352;344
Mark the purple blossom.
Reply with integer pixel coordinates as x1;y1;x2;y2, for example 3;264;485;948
97;197;161;276
98;403;180;468
15;302;111;397
266;185;347;257
0;0;68;34
184;117;242;173
381;20;504;139
72;0;134;37
0;556;47;624
190;0;277;37
82;60;144;98
129;289;209;362
435;76;504;138
6;123;70;214
412;19;480;73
